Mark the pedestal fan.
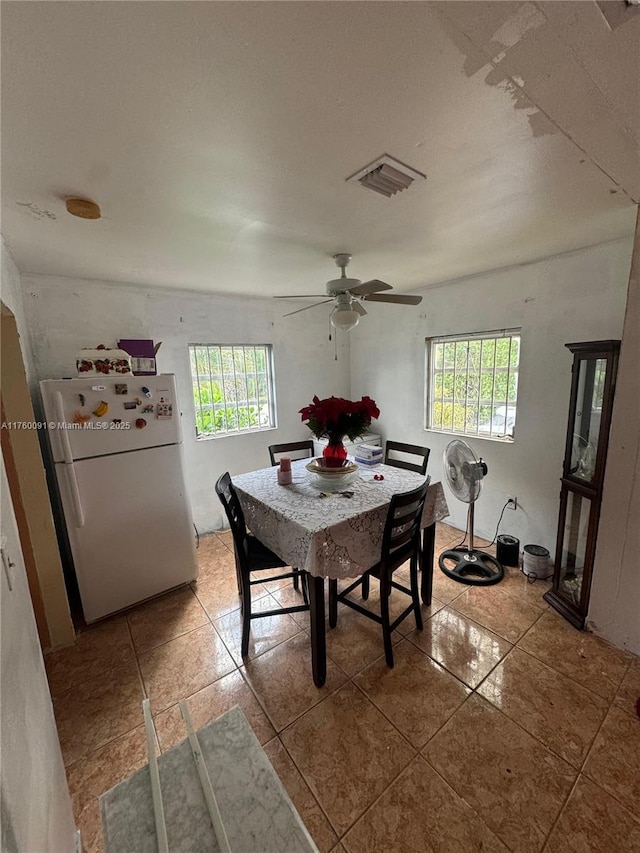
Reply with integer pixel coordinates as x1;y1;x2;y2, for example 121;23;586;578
439;439;504;585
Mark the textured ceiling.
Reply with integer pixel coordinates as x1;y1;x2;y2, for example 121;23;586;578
1;1;638;297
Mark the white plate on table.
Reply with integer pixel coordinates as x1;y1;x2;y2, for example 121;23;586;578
305;459;359;477
305;459;359;490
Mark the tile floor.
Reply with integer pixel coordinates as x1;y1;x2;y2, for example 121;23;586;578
46;523;640;853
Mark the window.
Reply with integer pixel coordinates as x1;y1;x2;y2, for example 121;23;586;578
427;329;520;441
189;344;276;437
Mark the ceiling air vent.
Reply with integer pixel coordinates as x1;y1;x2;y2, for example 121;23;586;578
346;154;426;198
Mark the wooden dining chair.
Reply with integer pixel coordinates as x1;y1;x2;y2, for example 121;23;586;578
215;473;309;658
384;441;430;475
268;440;315;467
382;441;432;597
328;479;430;668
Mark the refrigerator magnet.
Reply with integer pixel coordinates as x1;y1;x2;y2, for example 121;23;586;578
73;411;90;425
142;404;154;413
135;418;147;429
115;383;128;395
79;394;86;406
141;386;152;398
92;401;109;417
123;401;137;410
156;401;173;419
134;397;142;406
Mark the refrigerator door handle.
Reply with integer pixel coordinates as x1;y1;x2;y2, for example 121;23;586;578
54;391;74;463
65;463;86;528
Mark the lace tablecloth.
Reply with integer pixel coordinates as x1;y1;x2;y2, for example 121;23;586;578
233;460;449;580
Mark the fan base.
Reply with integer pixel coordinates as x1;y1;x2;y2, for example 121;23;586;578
439;548;504;585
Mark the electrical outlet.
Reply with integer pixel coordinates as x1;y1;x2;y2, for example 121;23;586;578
506;496;517;510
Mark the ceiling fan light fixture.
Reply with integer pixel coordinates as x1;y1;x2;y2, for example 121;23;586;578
330;305;360;331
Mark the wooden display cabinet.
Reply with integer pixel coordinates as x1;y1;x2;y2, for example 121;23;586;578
544;340;620;629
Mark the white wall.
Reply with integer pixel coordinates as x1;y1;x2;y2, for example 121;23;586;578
350;239;633;557
20;274;350;532
1;451;77;852
589;215;640;654
1;236;36;383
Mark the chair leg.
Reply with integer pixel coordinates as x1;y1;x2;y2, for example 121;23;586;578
380;577;394;668
410;555;423;631
328;579;338;628
361;573;370;600
301;571;309;606
240;572;252;658
292;567;300;591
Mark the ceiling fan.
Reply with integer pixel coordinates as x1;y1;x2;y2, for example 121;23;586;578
275;253;422;331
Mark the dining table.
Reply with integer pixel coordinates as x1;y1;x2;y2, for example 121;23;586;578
232;459;450;687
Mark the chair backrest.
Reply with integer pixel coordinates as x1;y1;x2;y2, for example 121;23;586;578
384;441;430;475
214;472;248;557
268;440;315;467
379;478;430;576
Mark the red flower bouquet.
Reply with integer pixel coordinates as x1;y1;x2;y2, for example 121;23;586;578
299;395;380;443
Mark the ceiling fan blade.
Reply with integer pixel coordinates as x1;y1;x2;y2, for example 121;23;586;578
283;299;334;317
353;302;367;316
275;294;328;299
347;279;393;296
362;293;423;305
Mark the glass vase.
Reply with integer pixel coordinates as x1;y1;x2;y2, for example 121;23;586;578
323;436;347;468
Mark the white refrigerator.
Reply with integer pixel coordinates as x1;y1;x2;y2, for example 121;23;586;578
40;374;197;622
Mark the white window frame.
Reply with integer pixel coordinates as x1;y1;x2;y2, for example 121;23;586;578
425;329;520;442
189;343;277;439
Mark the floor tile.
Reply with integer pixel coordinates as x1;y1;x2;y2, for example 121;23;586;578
499;566;551;609
197;531;232;556
407;606;512;688
517;610;633;701
343;755;509;853
45;617;135;697
614;660;640;717
354;639;470;748
153;669;275;752
423;694;576;853
54;658;145;766
216;529;234;549
545;774;640;853
242;632;347;731
354;579;445;636
478;647;609;768
126;586;209;654
66;726;150;853
451;584;543;643
264;738;338;853
192;557;269;619
258;566;299;593
270;582;313;629
324;604;403;678
194;535;235;580
137;622;235;712
430;565;468;605
213;592;302;666
583;704;640;817
281;682;415;836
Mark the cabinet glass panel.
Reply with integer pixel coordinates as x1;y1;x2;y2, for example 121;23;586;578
558;491;592;607
569;358;606;484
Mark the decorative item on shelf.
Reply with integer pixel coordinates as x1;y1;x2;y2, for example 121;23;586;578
117;339;162;376
76;344;132;376
299;394;380;469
